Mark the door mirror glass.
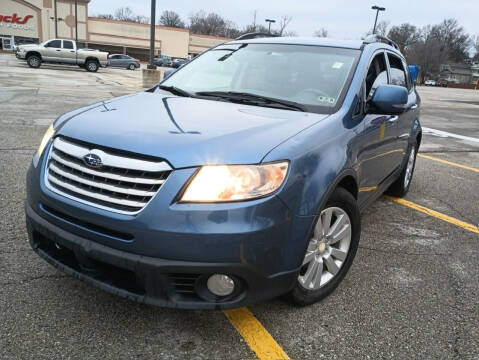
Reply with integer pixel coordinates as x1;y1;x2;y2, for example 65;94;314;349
368;85;408;114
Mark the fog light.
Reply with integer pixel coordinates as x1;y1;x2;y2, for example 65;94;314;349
207;274;235;296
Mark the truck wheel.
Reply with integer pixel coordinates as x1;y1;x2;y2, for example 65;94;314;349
288;187;360;306
128;63;136;70
85;60;99;72
27;55;41;68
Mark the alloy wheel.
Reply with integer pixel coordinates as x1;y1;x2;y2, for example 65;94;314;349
404;147;416;189
298;207;352;290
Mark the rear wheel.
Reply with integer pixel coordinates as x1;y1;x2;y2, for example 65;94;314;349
128;63;135;70
85;60;99;72
386;140;418;197
27;54;41;68
289;187;360;306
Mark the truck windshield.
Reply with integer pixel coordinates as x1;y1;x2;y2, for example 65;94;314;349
162;43;360;113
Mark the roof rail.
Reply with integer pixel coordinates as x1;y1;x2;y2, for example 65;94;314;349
363;34;399;50
235;32;279;40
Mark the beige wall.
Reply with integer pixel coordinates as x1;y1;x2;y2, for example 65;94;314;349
0;0;88;42
189;34;231;54
88;18;189;58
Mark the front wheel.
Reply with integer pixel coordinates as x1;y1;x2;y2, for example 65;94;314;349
288;187;360;306
85;60;99;72
386;140;418;197
27;55;41;68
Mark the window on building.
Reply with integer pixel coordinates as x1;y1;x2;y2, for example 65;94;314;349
45;40;61;48
388;53;407;88
63;40;74;49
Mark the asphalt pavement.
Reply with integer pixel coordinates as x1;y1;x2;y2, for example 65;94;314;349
0;54;478;360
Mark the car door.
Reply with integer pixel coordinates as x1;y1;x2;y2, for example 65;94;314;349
60;40;76;64
356;50;400;203
120;55;131;68
43;39;62;62
386;52;419;157
109;55;121;67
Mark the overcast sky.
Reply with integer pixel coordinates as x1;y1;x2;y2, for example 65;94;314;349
89;0;479;40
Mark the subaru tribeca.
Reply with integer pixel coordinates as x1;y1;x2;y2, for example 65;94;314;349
26;35;421;309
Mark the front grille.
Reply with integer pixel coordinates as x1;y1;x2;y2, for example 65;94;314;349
45;137;172;214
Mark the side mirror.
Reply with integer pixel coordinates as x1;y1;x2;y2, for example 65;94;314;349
163;68;176;80
369;85;408;115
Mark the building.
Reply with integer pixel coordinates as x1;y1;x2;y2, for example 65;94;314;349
439;63;479;85
0;0;231;59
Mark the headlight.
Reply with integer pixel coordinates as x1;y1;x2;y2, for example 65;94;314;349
181;162;289;202
37;124;55;158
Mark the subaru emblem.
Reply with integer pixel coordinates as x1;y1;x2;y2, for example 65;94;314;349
83;153;103;168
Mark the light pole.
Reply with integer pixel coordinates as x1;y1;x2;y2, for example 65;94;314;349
148;0;157;69
265;19;276;34
371;6;385;34
74;0;78;44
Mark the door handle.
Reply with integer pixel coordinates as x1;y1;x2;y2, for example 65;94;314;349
70;50;74;53
387;116;399;123
56;49;61;51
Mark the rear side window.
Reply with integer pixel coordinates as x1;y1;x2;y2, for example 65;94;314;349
365;52;388;99
63;40;73;49
46;40;61;48
388;53;407;88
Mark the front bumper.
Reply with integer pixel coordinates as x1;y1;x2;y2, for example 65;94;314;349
25;147;315;309
17;52;26;59
26;202;300;309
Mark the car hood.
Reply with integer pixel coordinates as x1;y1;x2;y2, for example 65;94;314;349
56;92;328;168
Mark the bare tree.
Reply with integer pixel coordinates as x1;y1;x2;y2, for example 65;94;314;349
95;13;113;20
314;28;328;38
388;23;421;54
278;15;292;36
114;7;136;22
158;10;185;28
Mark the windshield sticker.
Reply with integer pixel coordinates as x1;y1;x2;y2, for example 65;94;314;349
317;96;335;104
332;62;344;69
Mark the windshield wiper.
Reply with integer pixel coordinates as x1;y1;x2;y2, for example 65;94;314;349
158;85;194;97
196;91;307;112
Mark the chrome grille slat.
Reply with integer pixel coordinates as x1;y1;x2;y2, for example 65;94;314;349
45;137;172;214
49;163;157;197
51;152;165;185
48;175;149;208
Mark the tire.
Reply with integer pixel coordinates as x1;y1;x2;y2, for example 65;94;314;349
288;187;360;306
128;63;135;70
85;60;99;72
27;54;41;68
385;139;418;197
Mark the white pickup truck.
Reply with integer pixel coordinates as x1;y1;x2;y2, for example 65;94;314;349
16;38;108;72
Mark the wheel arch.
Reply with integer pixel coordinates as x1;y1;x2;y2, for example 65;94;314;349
26;51;42;60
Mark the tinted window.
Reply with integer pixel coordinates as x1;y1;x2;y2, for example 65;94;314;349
63;40;73;49
46;40;61;48
365;53;388;99
388;53;407;88
121;55;131;59
162;44;360;112
110;55;120;59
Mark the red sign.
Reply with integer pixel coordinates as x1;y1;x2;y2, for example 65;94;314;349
0;13;33;24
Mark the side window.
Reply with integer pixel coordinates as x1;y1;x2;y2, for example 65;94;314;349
387;53;407;88
46;40;61;48
110;55;119;59
63;40;73;49
365;52;388;99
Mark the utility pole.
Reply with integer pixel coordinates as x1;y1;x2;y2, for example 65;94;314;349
371;6;385;34
148;0;157;69
74;0;78;44
54;0;58;38
265;19;276;34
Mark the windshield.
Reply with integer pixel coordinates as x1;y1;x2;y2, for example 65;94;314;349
162;43;360;113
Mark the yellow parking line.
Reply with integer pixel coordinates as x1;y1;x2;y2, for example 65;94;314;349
224;307;289;360
417;154;479;174
385;196;479;234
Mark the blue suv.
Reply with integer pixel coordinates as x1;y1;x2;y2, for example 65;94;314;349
26;35;421;309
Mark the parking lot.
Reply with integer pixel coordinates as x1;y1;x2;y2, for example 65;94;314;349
1;53;478;359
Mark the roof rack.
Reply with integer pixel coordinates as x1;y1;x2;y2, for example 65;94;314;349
363;34;399;50
235;32;279;40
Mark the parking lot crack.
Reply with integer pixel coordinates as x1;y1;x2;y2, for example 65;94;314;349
1;273;68;286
